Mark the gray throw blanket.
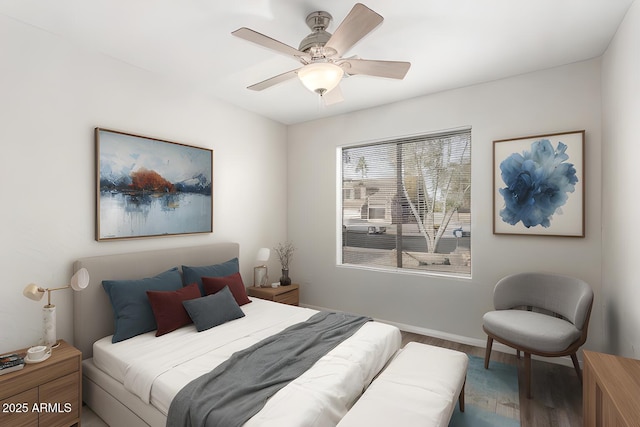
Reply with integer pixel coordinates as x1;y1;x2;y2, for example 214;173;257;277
167;311;371;427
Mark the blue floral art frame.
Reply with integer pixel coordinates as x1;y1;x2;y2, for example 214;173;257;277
493;130;585;237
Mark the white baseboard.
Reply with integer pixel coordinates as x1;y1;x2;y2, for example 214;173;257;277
302;303;579;369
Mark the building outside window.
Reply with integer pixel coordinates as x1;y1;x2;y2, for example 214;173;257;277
340;128;471;277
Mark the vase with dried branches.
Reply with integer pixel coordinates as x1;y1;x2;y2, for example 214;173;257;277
274;241;295;286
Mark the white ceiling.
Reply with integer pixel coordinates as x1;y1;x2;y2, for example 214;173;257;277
1;0;634;125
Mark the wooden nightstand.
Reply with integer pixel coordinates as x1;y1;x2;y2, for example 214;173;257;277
583;350;640;427
0;340;81;427
248;284;299;306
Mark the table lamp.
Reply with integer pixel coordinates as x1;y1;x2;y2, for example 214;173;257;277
23;268;90;347
254;248;270;287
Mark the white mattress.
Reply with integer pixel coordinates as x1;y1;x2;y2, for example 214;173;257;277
92;298;401;426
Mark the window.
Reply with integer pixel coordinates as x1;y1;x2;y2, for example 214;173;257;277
340;128;471;277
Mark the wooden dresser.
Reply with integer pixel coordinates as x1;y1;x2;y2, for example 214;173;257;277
583;350;640;427
0;340;81;427
248;284;299;306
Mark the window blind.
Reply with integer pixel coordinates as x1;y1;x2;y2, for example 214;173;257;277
341;128;471;277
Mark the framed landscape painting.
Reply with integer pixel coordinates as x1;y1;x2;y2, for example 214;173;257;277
96;128;213;241
493;130;584;237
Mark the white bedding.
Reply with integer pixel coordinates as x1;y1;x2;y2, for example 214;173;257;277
92;298;401;426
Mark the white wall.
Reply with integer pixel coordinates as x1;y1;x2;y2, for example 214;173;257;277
602;0;640;358
288;59;604;351
0;15;288;354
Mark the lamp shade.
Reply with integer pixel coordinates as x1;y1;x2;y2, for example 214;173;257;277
256;248;270;265
70;267;90;291
298;62;344;96
23;283;45;301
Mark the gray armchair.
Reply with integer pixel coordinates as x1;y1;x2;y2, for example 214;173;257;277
482;272;593;398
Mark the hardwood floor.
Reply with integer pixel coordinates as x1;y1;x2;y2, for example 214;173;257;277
401;332;583;427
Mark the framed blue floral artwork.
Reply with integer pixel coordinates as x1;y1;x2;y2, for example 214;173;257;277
95;128;213;240
493;130;584;237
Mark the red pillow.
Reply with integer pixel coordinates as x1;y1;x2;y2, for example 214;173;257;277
146;283;201;336
202;272;251;306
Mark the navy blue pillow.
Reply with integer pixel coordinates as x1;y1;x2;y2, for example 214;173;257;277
182;258;239;295
103;267;183;343
182;286;245;332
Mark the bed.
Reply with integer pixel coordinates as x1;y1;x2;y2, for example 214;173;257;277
73;243;401;427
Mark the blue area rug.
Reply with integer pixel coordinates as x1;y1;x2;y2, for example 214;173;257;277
449;355;520;427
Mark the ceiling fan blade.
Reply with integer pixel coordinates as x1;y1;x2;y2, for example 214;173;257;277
323;85;344;106
325;3;383;57
232;27;310;62
247;68;300;91
339;59;411;79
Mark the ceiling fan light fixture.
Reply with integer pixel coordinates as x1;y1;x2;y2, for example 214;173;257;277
297;62;344;96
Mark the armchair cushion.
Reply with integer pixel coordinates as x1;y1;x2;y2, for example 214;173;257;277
483;310;581;353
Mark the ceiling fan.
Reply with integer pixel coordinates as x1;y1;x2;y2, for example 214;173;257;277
231;3;411;104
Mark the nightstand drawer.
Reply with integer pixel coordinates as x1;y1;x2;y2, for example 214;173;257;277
8;357;78;397
273;289;299;305
248;284;300;306
0;388;38;427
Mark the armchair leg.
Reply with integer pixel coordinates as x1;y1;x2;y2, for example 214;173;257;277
524;352;532;399
570;353;583;383
484;336;493;369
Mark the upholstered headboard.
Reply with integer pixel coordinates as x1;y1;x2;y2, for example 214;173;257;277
72;242;240;359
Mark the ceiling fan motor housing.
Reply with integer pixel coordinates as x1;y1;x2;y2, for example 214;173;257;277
299;11;337;57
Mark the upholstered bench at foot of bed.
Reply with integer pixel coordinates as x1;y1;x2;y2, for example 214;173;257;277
337;342;468;427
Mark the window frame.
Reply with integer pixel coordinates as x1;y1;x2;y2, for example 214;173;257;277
337;128;472;278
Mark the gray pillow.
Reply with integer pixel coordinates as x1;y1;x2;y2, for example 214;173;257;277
182;258;239;295
182;286;245;332
103;267;182;343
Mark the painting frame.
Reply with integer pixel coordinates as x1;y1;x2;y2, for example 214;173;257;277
493;130;585;237
95;128;213;241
